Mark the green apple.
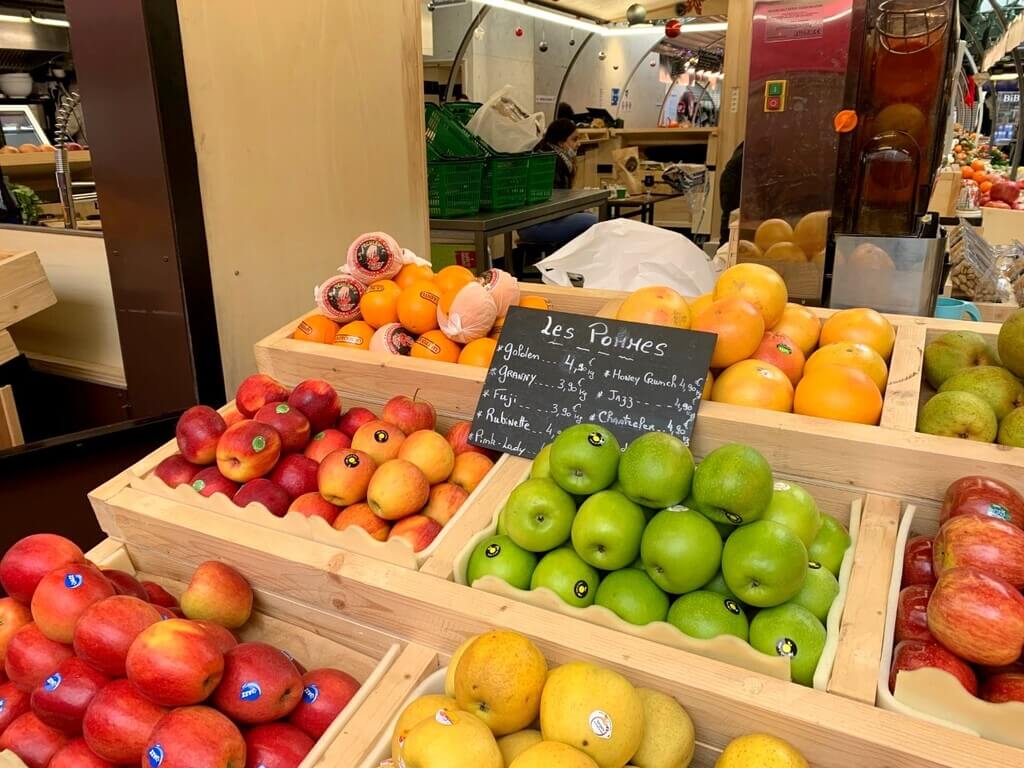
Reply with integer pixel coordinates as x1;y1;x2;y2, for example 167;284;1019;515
530;443;552;479
666;590;749;641
504;478;577;552
549;423;621;495
721;520;807;607
691;444;773;526
570;490;646;570
789;561;840;622
530;547;600;608
495;504;509;535
617;432;694;509
594;568;669;625
749;604;826;686
808;515;851;576
762;480;822;548
702;571;739;602
465;535;537;590
640;507;722;594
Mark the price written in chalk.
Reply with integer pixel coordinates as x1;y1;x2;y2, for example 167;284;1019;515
469;307;716;458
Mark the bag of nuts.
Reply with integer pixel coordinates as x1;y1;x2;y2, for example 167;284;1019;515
948;221;1013;303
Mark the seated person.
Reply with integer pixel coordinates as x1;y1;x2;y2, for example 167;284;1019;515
518;119;598;250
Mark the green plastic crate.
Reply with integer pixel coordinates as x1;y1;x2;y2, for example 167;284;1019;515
443;101;482;126
425;103;484;159
526;152;556;204
427;149;484;218
479;150;529;211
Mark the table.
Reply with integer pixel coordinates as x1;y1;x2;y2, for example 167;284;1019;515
609;191;688;225
429;189;610;269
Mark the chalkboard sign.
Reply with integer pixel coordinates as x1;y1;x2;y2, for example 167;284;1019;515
470;307;716;458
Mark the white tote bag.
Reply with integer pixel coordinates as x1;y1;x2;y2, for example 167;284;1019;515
466;86;546;153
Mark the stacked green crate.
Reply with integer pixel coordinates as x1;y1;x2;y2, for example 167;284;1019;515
425;104;485;218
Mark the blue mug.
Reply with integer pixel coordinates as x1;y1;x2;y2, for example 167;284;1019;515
935;297;981;321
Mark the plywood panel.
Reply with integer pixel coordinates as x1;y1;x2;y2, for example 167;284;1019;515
176;0;429;392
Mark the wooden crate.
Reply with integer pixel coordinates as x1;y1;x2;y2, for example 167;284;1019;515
86;487;1024;767
0;251;57;331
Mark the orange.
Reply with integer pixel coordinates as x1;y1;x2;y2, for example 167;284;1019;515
961;165;974;179
333;320;374;350
819;307;895;362
359;279;401;329
615;286;691;329
805;342;889;393
434;265;475;296
794;364;883;425
689;292;714;318
764;242;807;262
971;159;986;172
714;263;788;327
770;303;821;356
519;295;551;311
459;337;497;367
292;314;339;344
973;170;989;184
410;330;461;363
754;218;794;253
692;297;765;369
397;280;441;335
981;180;993;193
395;263;434;289
711;359;794;413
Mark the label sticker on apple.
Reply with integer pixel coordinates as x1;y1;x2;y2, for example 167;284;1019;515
275;403;290;414
724;511;743;525
773;480;791;491
989;503;1011;521
240;682;263;701
776;638;798;658
192;479;206;491
303;684;320;704
313;431;326;441
587;431;606;446
252;436;267;452
724;599;741;615
588;709;613;739
0;699;6;714
147;744;164;767
808;561;822;570
64;573;83;589
574;579;590;599
344;454;361;468
44;673;62;691
435;708;453;726
485;543;501;558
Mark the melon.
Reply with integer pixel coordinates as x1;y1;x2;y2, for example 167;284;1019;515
347;232;403;284
438;281;498;343
315;275;365;323
477;268;520;317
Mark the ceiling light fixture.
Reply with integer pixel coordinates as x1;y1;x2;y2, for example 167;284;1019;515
475;1;726;37
0;11;30;24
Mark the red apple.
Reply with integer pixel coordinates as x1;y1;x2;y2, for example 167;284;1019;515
154;606;179;620
0;535;85;604
269;454;319;498
382;394;436;435
901;535;935;588
422;482;469;526
387;515;442;553
287;379;341;434
233;478;291;517
890;639;978;696
0;680;30;735
30;563;115;644
216;420;282;483
126;619;224;706
223;405;245;426
445;420;499;460
245;721;314;767
448;452;494;494
927;566;1024;666
140;582;179;609
255;402;311;454
101;569;149;600
0;598;32;666
303;428;351;463
288;493;339;525
143;706;245;768
235;374;289;419
175;405;228;465
337;407;376;438
933;513;1024;588
981;671;1024;703
332;503;390;541
317;450;377;507
941;475;1024;530
153;454;202;488
211;642;303;724
190;466;240;498
47;737;117;768
30;657;109;735
288;667;361;739
73;595;162;677
4;624;73;691
193;621;238;655
750;331;805;386
895;584;933;643
179;561;253;630
82;679;167;764
0;712;67;767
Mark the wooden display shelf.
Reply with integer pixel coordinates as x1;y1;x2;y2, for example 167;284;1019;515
0;149;90;171
0;250;57;331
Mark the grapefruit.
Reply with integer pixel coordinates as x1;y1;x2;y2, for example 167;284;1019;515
805;342;889;393
793;365;883;425
764;242;807;262
754;218;794;253
714;263;788;327
820;308;896;362
750;332;805;386
770;304;821;356
688;292;714;319
692;298;765;369
712;360;794;413
737;240;764;260
615;286;691;329
792;211;830;257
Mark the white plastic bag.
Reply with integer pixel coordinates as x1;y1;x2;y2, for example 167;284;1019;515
467;85;545;154
536;219;716;295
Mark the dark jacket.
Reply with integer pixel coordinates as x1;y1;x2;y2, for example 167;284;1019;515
537;140;574;189
719;142;744;242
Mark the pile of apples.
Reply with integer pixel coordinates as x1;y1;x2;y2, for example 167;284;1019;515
891;476;1024;704
0;534;360;767
465;424;851;686
155;374;496;553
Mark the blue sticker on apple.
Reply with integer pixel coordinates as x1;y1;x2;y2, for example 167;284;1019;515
64;573;83;589
0;699;6;714
147;744;164;767
240;681;262;701
303;684;320;704
44;673;62;691
989;503;1011;521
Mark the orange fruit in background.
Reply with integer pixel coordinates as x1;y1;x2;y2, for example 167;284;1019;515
689;292;714;318
692;297;765;369
981;180;993;193
971;159;986;172
615;286;691;329
754;218;794;253
702;370;714;400
434;265;475;296
714;263;788;327
770;303;821;356
395;263;434;289
820;307;895;362
397;280;441;335
520;295;551;310
764;242;807;262
292;314;339;344
737;240;763;260
792;210;830;256
359;279;402;329
711;359;794;413
806;342;889;393
333;320;375;350
410;330;461;363
794;364;883;425
750;331;805;386
459;337;498;367
961;166;974;179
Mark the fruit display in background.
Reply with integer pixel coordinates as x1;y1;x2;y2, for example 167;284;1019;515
465;429;851;686
615;285;691;329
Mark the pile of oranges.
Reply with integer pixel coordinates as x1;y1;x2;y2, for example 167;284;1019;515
616;263;896;426
294;264;551;369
